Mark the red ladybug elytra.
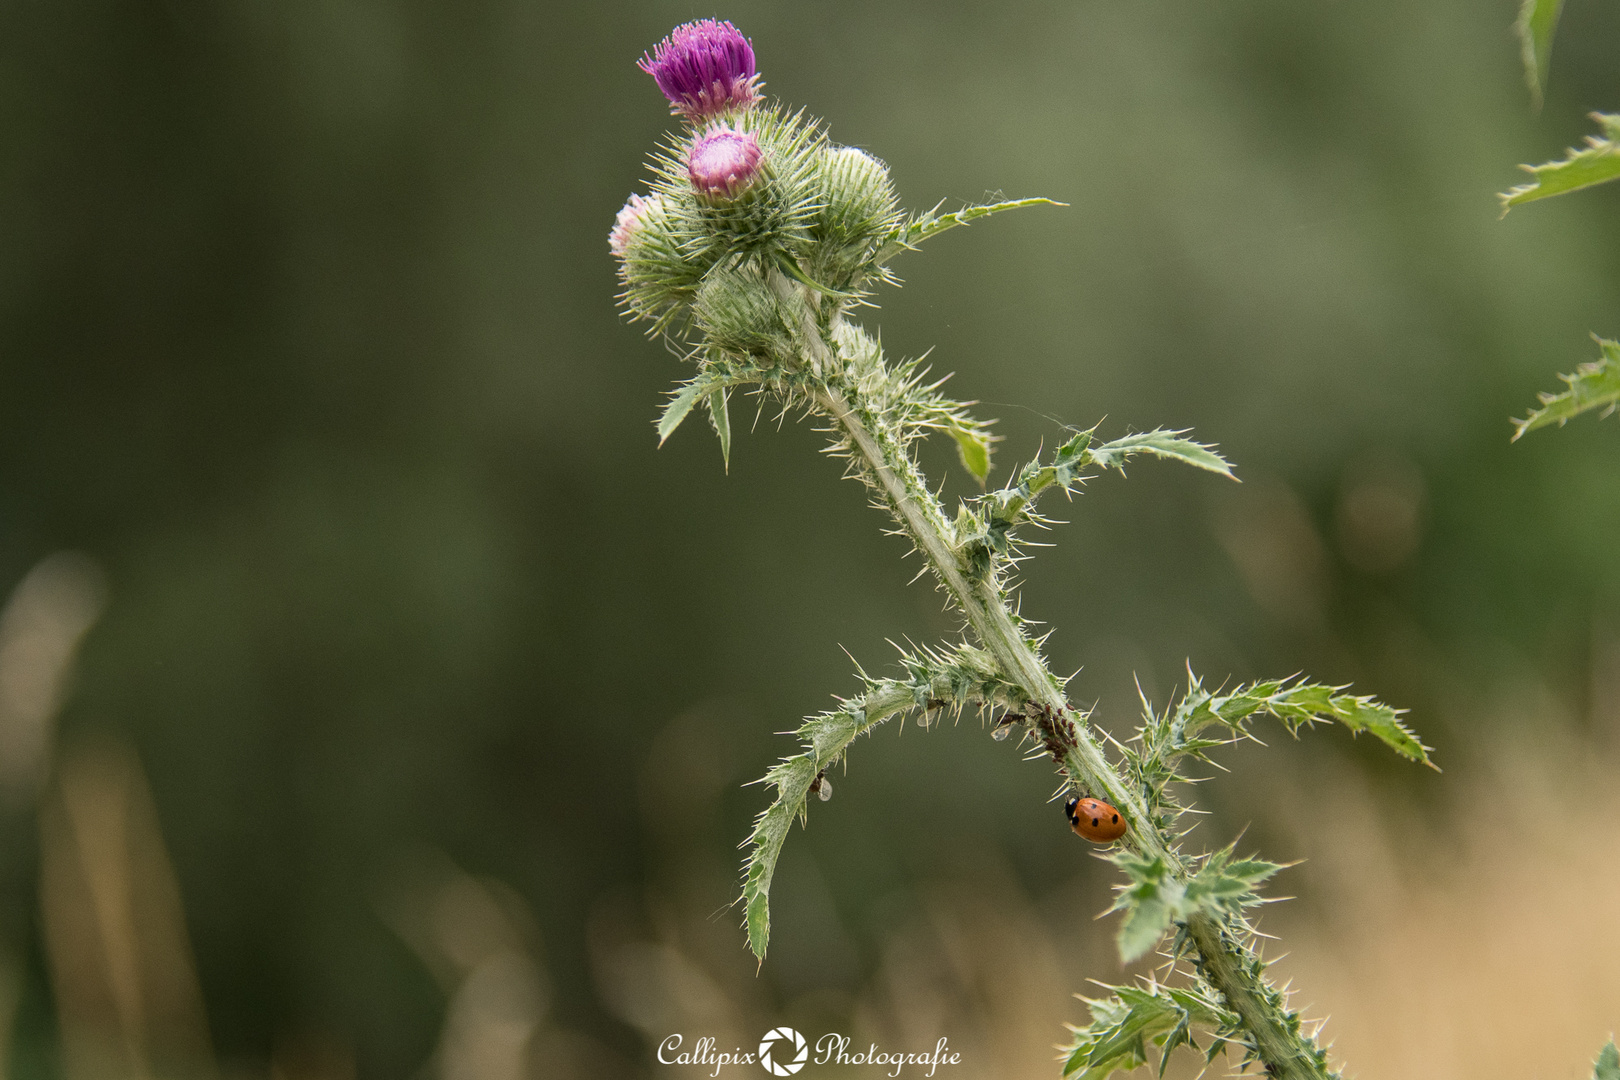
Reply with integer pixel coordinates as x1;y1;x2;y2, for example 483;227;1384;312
1065;796;1126;843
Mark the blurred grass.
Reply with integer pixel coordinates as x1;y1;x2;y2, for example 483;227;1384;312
0;0;1618;1076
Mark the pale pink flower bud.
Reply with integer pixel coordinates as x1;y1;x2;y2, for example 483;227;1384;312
687;126;763;201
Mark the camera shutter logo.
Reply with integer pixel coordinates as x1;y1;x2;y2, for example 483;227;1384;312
757;1027;808;1076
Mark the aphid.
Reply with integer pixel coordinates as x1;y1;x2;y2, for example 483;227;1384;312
810;770;832;802
1065;795;1126;843
991;711;1024;741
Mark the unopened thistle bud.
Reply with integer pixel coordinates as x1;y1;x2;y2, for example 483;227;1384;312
687;126;763;202
638;19;762;120
693;262;798;357
609;192;662;257
806;146;900;287
817;147;898;237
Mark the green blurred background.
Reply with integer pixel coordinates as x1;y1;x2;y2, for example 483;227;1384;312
3;0;1620;1077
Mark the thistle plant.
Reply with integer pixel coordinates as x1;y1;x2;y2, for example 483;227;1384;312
613;21;1437;1079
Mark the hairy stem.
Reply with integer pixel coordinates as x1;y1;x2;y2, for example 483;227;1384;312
1185;913;1328;1079
810;325;1332;1080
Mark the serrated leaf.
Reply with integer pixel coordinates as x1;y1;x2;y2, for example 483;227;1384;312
657;380;707;445
950;426;992;483
659;373;754;455
1515;0;1564;108
1107;854;1182;963
1324;691;1432;763
1513;336;1620;440
1157;1016;1193;1078
874;197;1066;264
1090;429;1235;479
1177;677;1432;768
1184;848;1284;918
707;388;732;471
740;644;1016;960
742;756;817;960
1084;995;1173;1066
744;891;771;960
1117;895;1176;963
1501;113;1620;212
1593;1040;1619;1080
1061;983;1238;1080
1107;847;1288;964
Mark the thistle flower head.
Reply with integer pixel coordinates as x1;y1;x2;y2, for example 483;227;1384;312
638;19;761;119
608;192;661;257
687;125;763;201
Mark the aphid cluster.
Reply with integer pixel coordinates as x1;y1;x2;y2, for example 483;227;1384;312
992;707;1126;843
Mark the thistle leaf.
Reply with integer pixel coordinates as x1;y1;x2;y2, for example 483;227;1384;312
1183;848;1284;919
1512;336;1620;440
1594;1040;1620;1080
740;642;1015;959
1117;893;1177;964
950;426;992;483
1311;688;1432;763
953;424;1229;584
1515;0;1564;109
657;380;707;444
1106;847;1282;963
873;197;1065;264
1061;983;1236;1079
707;388;732;470
659;372;756;450
743;754;819;959
1183;677;1432;767
1500;113;1620;212
1089;430;1236;479
1106;853;1179;963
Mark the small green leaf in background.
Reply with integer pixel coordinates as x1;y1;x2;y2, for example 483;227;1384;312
1594;1039;1620;1080
1513;336;1620;440
1514;0;1564;109
1500;113;1620;212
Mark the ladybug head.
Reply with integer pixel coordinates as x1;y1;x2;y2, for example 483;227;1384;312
1063;796;1079;822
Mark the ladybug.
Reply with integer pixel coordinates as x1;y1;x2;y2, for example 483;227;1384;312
1065;796;1126;843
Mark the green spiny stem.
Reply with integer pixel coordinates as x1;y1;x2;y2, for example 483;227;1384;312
806;296;1331;1080
1185;913;1337;1080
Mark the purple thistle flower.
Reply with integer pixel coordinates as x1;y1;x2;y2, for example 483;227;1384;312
638;19;761;119
609;192;660;256
687;125;763;200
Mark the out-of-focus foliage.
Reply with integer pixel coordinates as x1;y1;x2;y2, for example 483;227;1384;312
1500;112;1620;210
1515;0;1565;109
1513;335;1620;439
1594;1040;1620;1080
1500;11;1619;443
